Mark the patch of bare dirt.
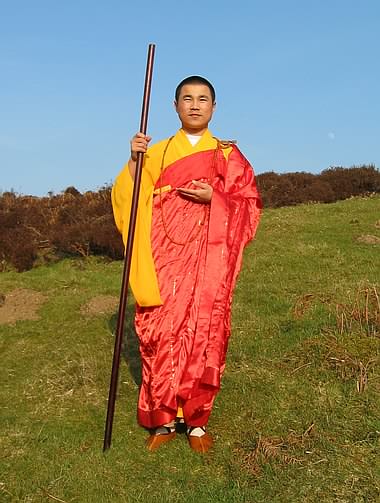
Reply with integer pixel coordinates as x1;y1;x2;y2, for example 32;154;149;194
356;234;380;245
0;288;46;325
375;220;380;229
81;295;119;316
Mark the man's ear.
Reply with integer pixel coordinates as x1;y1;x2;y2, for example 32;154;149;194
174;100;178;112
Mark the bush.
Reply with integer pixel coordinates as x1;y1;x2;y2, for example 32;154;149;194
0;164;379;272
319;164;380;200
256;165;379;208
0;187;123;272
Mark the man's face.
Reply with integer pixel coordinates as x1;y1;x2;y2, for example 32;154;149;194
174;84;216;135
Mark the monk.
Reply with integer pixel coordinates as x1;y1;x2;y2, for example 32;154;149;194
112;76;261;453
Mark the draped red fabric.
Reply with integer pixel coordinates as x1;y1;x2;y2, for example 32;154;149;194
135;145;261;428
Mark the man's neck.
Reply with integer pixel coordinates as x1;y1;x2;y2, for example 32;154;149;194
181;126;207;136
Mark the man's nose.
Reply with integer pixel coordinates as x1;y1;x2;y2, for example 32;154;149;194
190;101;200;109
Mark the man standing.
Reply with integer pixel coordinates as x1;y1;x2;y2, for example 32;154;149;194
112;76;261;453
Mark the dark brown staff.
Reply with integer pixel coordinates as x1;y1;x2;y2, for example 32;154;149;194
103;43;156;451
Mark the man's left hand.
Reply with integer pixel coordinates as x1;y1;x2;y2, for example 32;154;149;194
176;180;213;203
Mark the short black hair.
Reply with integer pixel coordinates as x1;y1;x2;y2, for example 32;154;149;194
175;76;216;103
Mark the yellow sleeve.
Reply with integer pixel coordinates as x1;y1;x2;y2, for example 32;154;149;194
111;159;162;307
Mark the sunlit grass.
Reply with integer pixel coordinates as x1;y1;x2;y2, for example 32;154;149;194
0;196;379;502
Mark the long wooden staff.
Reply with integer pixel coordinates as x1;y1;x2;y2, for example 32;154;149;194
103;43;156;451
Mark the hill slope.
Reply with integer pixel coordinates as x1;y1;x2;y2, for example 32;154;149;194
1;196;379;502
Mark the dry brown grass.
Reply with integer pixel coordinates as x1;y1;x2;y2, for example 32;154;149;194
285;286;380;394
282;332;379;394
335;285;380;338
80;295;119;316
293;284;380;338
321;336;377;393
24;353;102;418
236;423;317;477
0;288;46;325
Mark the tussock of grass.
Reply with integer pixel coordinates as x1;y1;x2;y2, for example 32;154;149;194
236;422;316;478
293;284;380;337
281;332;379;392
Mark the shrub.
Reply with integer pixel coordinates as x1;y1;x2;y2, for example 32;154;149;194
0;165;379;272
0;186;123;272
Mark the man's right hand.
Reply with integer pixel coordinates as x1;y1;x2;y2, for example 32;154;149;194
130;132;152;162
128;132;152;179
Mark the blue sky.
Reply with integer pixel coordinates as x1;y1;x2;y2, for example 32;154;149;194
1;0;379;196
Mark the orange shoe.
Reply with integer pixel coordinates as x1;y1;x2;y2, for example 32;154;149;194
146;427;176;451
187;427;213;453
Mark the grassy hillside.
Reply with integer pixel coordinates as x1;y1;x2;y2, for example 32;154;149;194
1;196;379;502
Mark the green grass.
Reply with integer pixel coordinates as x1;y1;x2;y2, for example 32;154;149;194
1;196;379;503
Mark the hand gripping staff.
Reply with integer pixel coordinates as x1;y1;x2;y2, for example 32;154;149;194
103;44;155;451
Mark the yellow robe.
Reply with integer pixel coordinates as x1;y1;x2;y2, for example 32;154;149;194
111;129;231;307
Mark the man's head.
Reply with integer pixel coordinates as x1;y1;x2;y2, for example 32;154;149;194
174;76;216;135
175;76;216;104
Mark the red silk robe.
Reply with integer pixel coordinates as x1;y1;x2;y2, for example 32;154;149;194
132;140;262;428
